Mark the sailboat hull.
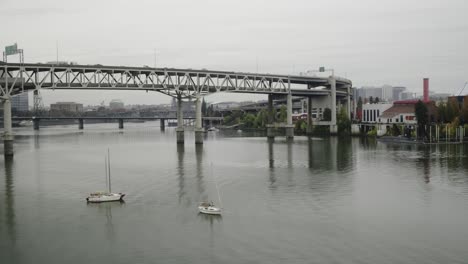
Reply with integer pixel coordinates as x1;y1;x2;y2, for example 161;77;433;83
86;193;125;203
198;205;222;215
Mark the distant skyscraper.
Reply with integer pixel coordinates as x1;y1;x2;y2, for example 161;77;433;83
109;99;124;110
12;92;29;112
50;102;83;112
392;87;406;101
381;85;393;101
400;91;415;100
357;86;383;100
357;85;407;102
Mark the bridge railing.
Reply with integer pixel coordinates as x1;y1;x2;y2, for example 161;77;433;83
1;63;352;98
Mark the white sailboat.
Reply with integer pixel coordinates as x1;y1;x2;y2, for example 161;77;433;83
198;165;222;215
86;149;125;203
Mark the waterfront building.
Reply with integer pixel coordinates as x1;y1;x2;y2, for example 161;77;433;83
12;92;29;112
379;103;417;125
50;102;83;112
212;101;241;110
400;91;415;100
379;100;438;125
109;99;124;110
357;85;408;102
361;103;392;123
392;86;406;101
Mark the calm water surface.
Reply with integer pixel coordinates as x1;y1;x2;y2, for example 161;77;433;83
1;122;468;264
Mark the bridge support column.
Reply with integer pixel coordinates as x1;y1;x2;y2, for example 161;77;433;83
118;119;124;129
3;98;14;156
268;94;275;124
195;95;204;144
176;96;184;144
330;75;337;135
285;91;294;139
33;118;40;130
267;125;275;139
160;118;165;130
307;97;313;134
78;118;84;130
347;86;351;120
267;94;275;139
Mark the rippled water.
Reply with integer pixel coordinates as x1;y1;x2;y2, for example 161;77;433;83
1;122;468;264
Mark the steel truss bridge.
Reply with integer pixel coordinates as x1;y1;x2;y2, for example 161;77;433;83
0;62;352;98
0;61;353;155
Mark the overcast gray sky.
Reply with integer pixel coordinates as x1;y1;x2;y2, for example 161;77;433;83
2;0;467;106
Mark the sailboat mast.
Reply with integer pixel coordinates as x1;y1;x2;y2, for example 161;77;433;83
105;156;108;191
108;149;111;193
212;164;222;207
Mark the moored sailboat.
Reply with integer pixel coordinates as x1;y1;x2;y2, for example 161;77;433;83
198;165;222;215
86;149;125;203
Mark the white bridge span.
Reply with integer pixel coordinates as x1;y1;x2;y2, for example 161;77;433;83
0;62;353;155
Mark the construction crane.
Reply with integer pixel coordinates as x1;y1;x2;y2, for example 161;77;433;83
457;82;468;96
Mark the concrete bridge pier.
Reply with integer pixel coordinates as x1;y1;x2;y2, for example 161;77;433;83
118;119;124;129
329;76;338;135
2;98;14;156
347;86;351;120
160;118;165;130
194;95;204;144
176;96;184;144
285;91;294;139
78;118;84;130
307;96;313;134
267;94;275;139
33;118;40;130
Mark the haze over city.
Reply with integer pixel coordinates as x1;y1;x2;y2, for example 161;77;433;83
2;0;467;106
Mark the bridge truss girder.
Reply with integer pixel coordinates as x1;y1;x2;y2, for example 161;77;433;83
0;63;352;99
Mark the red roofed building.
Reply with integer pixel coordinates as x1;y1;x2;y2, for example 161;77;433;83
379;100;437;125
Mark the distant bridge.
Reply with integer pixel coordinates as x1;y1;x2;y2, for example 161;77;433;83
0;61;352;155
10;116;223;130
0;62;351;98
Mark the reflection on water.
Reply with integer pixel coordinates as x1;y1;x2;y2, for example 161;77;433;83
86;202;125;242
195;144;206;202
1;125;468;264
177;144;185;205
1;156;18;263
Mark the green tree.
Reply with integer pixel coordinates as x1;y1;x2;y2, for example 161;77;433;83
337;108;351;135
375;97;380;104
323;108;331;121
459;97;468;125
277;105;287;122
415;100;428;139
437;101;447;123
446;97;460;122
242;113;256;128
357;96;363;109
369;96;374;104
390;124;401;136
254;109;269;128
224;110;243;125
294;119;307;133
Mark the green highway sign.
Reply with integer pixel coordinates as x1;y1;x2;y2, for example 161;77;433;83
5;43;18;55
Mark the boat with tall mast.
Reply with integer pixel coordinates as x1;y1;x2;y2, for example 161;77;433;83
86;149;125;203
198;165;222;215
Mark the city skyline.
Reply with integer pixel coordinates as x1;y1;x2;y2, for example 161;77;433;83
2;0;467;105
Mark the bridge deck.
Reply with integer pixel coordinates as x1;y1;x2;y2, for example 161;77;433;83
1;62;352;98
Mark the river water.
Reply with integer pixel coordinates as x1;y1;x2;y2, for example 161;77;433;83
1;122;468;264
